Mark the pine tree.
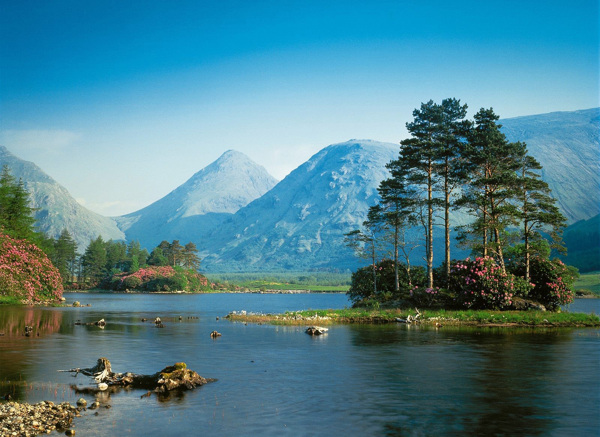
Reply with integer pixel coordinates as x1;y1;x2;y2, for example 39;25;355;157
435;98;469;282
0;166;37;240
82;236;107;284
517;153;566;280
458;108;525;273
53;229;78;284
182;242;201;270
399;100;445;288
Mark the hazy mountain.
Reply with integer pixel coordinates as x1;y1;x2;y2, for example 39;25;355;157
559;213;600;273
200;140;399;272
114;150;278;249
501;108;600;223
0;146;125;249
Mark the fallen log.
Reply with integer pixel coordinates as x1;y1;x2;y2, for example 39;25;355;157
59;357;215;392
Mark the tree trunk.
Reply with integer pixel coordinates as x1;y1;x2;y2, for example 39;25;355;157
445;174;450;283
61;357;214;392
427;165;434;289
394;221;400;292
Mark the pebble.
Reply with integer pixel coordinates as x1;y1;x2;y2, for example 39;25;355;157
0;401;82;436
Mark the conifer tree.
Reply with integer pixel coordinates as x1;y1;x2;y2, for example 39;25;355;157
458;108;526;273
82;236;107;283
435;98;469;282
0;166;37;241
53;229;78;283
399;100;444;288
517;153;566;280
182;242;201;270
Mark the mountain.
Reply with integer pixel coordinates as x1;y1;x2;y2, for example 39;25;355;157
500;108;600;223
115;150;278;249
199;140;398;272
0;146;125;249
559;213;600;273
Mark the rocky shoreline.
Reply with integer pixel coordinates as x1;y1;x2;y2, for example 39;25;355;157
0;400;83;436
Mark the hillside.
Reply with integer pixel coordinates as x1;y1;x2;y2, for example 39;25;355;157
0;146;125;250
501;108;599;223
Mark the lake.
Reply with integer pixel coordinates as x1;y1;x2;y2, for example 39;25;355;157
1;293;599;436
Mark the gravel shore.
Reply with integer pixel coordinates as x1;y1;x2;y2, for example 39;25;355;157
0;401;82;436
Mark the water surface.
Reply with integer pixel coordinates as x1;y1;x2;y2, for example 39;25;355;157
1;293;598;436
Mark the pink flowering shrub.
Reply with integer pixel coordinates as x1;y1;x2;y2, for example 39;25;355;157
521;256;576;311
448;257;531;310
0;233;63;302
106;266;209;292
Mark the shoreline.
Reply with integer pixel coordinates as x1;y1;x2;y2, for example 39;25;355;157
62;289;346;295
225;307;600;328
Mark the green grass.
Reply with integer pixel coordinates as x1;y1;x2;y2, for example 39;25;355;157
226;307;600;327
574;272;600;296
0;295;22;305
205;272;351;291
240;281;349;292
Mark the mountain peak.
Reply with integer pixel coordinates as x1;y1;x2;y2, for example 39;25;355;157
115;149;278;248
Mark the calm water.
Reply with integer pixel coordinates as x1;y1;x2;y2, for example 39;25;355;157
1;293;599;436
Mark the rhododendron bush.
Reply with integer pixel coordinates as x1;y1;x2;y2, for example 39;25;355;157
104;266;210;292
0;233;63;302
448;257;532;310
512;256;575;310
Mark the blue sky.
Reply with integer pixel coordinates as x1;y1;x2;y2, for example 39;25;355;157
1;0;598;216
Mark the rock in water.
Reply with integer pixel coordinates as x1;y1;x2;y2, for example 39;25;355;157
305;326;328;336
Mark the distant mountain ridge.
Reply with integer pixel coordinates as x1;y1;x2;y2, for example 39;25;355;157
1;107;598;272
0;146;125;249
113;149;278;249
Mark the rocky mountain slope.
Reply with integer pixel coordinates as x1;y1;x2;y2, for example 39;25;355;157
0;146;125;249
199;140;399;271
501;107;599;223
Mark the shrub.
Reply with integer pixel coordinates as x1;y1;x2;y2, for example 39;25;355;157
105;265;209;292
409;286;441;307
448;257;530;310
0;233;63;302
513;256;576;311
348;259;426;304
122;275;142;289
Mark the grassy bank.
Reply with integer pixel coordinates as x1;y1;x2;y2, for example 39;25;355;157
226;307;600;327
574;272;600;296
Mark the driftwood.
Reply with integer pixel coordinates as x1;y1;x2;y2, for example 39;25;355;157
396;308;422;324
60;357;214;392
74;319;106;328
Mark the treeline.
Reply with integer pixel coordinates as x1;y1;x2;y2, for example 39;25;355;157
0;164;204;294
346;98;574;311
70;237;202;287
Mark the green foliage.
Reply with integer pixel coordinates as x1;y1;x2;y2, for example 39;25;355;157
102;265;209;292
348;259;426;304
81;236;107;284
448;257;530;310
511;256;576;310
122;275;142;289
51;229;78;285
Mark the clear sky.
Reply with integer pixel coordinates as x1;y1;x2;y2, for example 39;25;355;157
1;0;598;216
